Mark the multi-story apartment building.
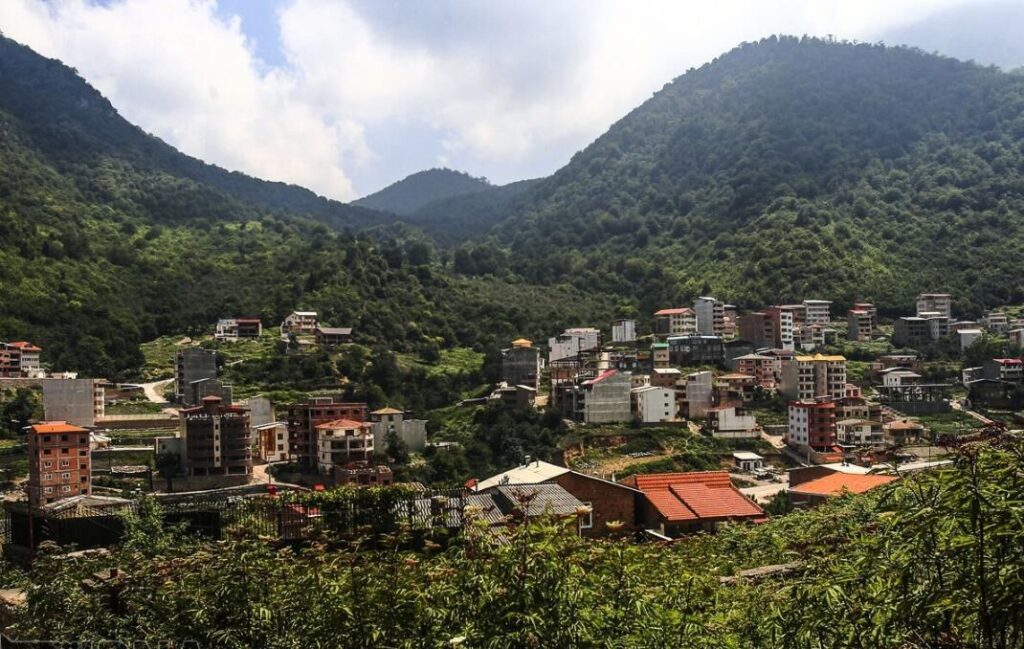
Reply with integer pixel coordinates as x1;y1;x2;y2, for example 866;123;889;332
694;297;725;336
779;354;847;401
684;370;714;419
984;312;1009;333
650;342;670;369
764;306;796;350
0;341;43;377
1010;329;1024;348
802;300;832;324
893;317;934;347
41;378;105;427
734;353;780;388
287;397;368;470
835;418;884;449
316;419;375;474
737;312;774;348
983;358;1023;382
666;334;725;366
501;339;542;389
611;318;637;343
632;386;678;423
847;308;875;342
796;323;826;351
787;400;837;453
916;293;952;319
175;348;219;405
653;308;697;338
27;421;91;507
548;327;601;363
179;396;252;477
558;370;633;424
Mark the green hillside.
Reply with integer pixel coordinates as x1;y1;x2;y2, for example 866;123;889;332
353;168;491;216
0;36;614;379
479;36;1024;316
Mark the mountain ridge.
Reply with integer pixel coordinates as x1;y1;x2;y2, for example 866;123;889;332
353;168;491;216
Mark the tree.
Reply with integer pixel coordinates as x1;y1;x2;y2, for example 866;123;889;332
385;430;410;465
154;452;180;492
0;388;38;435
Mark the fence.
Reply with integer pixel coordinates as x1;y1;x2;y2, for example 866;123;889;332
3;488;480;555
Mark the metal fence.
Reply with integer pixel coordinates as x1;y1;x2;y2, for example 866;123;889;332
3;488;481;554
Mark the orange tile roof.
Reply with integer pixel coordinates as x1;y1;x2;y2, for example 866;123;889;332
7;341;41;352
654;307;694;316
789;473;897;497
315;418;369;430
30;421;87;434
630;472;764;523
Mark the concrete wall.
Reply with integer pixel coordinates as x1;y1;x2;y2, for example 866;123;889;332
42;379;101;427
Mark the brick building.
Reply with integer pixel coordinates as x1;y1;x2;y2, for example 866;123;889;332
473;460;643;538
787;399;837;453
286;396;368;470
27;422;91;507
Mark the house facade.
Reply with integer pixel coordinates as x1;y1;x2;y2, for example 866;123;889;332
28;422;91;507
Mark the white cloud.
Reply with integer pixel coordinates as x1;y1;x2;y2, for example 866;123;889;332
0;0;986;198
0;0;365;200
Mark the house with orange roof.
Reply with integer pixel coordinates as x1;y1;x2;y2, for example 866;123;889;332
622;471;766;536
27;421;91;507
315;418;375;474
653;307;697;338
0;341;42;377
788;472;897;508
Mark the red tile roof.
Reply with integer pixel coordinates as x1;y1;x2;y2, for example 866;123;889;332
30;421;87;434
629;472;764;522
789;473;897;497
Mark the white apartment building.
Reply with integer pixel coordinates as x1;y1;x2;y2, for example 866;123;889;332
802;300;832;324
633;386;678;423
548;327;602;362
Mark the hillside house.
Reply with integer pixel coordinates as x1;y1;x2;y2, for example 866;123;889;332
315;326;353;347
281;311;318;335
623;471;765;537
633;386;678;423
474;460;643;537
215;318;263;341
653;307;697;338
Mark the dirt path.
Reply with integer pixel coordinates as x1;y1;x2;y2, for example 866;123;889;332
140;378;174;404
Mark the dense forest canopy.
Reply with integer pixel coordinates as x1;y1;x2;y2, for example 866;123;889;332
353;168;491;216
0;35;615;379
3;34;1024;377
479;36;1024;316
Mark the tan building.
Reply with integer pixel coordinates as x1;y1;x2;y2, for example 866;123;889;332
27;422;91;507
916;293;952;319
780;354;847;401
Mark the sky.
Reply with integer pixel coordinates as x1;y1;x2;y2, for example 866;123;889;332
0;0;1013;201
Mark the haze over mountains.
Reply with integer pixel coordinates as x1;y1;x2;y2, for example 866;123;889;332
2;32;1024;376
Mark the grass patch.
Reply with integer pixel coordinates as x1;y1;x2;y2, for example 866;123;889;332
912;410;981;436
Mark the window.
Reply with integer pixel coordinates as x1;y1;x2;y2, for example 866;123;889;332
60;435;69;442
43;461;51;469
43;473;52;481
580;502;593;530
61;485;71;493
43;487;53;494
60;460;69;468
43;449;51;455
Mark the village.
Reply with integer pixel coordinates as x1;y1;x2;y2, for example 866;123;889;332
0;292;1022;551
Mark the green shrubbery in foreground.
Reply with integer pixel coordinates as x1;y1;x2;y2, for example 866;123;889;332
3;432;1023;648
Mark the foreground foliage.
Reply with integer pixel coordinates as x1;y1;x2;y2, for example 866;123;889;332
9;434;1024;647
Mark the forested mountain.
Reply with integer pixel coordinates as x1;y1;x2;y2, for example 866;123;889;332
399;178;541;243
465;36;1024;316
0;36;386;231
353;168;490;216
0;36;615;378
